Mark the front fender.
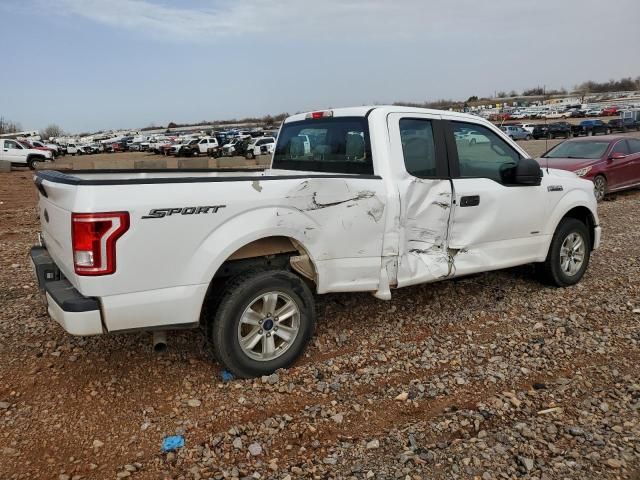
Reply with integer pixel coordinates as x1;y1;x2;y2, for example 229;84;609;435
188;206;321;286
541;185;598;255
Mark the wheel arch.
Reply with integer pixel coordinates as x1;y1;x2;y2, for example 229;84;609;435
197;234;319;327
561;206;597;249
541;187;599;257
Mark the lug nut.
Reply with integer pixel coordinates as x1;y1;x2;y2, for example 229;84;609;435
266;333;271;337
258;329;263;334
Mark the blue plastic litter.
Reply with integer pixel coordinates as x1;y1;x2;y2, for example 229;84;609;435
221;370;235;382
162;435;185;452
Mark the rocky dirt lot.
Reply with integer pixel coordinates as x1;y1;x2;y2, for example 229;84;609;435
1;156;639;479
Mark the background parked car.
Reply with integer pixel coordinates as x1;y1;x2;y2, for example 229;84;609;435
601;106;620;116
245;136;276;158
29;140;61;157
531;125;550;139
0;139;53;168
549;122;573;139
538;136;640;201
574;119;611;136
65;143;82;155
568;110;586;118
500;125;531;140
585;108;603;117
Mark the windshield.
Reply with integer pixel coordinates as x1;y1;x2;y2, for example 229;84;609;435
273;117;372;174
543;141;609;159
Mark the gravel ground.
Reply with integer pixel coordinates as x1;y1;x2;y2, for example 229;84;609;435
1;151;639;479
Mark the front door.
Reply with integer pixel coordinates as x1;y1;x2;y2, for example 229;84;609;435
2;139;24;163
386;112;454;287
444;119;548;276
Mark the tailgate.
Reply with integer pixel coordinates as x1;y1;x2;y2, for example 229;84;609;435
34;175;78;284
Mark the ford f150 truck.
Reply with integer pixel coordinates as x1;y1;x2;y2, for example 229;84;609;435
30;106;601;377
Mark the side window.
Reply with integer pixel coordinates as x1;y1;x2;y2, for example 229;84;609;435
611;140;629;155
452;122;520;184
627;139;640;154
399;118;437;178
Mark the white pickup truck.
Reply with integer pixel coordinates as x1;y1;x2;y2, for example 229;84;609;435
0;139;53;168
30;106;601;377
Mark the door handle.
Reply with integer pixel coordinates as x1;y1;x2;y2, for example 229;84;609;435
460;195;480;207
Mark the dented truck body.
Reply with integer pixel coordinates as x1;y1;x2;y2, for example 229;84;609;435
31;106;601;353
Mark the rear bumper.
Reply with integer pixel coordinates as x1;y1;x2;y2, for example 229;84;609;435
30;246;104;335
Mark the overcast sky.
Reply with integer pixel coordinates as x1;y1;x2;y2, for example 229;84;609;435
1;0;639;133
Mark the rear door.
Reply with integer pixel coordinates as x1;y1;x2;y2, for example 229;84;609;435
608;139;637;189
443;118;548;276
627;138;640;184
386;112;454;287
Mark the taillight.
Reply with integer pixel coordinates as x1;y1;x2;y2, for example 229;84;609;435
71;212;129;276
306;110;333;119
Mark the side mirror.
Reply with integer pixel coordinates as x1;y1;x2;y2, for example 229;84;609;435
514;158;543;186
609;152;626;160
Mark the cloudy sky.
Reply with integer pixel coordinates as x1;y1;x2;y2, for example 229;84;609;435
1;0;639;132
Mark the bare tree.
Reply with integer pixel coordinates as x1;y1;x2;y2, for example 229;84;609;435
0;117;22;134
40;124;63;140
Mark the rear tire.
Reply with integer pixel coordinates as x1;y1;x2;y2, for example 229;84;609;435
538;218;591;287
206;269;316;378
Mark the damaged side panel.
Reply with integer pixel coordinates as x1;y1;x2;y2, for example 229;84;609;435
284;178;387;293
396;178;454;287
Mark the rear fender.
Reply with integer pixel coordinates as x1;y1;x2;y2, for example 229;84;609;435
188;206;321;287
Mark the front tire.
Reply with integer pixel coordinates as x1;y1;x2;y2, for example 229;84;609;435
206;269;316;378
539;218;591;287
593;175;607;202
27;158;41;170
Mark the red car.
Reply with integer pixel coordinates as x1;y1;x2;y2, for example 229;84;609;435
601;106;620;117
538;136;640;201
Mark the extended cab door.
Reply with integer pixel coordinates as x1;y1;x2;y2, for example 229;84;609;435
443;118;548;276
386;113;454;287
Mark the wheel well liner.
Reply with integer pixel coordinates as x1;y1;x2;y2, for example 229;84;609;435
561;206;596;248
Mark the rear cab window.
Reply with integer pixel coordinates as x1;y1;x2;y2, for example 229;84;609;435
273;117;373;174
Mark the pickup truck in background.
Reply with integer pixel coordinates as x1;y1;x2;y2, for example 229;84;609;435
173;137;220;157
0;139;53;168
573;119;611;136
245;136;276;158
30;106;601;377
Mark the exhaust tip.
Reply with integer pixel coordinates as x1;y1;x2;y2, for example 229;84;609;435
152;331;167;353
